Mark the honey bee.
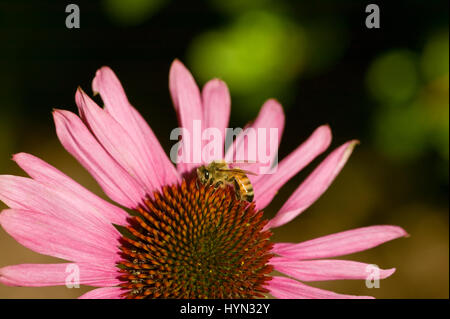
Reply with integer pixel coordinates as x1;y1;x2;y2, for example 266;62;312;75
196;160;257;202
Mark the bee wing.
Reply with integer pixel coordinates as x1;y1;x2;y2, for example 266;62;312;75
227;160;261;172
229;160;259;164
217;168;258;176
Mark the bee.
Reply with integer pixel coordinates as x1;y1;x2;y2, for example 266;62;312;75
196;160;257;202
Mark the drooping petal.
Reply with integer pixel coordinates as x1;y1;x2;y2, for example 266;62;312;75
0;263;121;287
267;276;374;299
169;59;203;174
253;125;332;210
92;67;180;187
79;287;126;299
225;99;284;179
0;175;120;241
76;88;163;195
202;78;231;161
272;225;408;260
12;153;128;226
53;109;146;208
270;257;396;282
0;209;121;264
266;140;358;229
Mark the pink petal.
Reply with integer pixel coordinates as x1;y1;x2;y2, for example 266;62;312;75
76;88;162;195
202;78;231;161
0;209;121;264
266;140;358;229
0;175;120;241
13;153;128;226
169;59;203;174
92;67;180;187
267;276;374;299
253;125;332;210
225;99;284;178
79;287;126;299
272;225;408;260
53;109;146;208
270;257;396;282
0;263;121;287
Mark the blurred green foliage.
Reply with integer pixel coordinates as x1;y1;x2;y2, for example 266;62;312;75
422;30;449;82
103;0;168;26
187;11;306;116
367;50;419;103
187;13;348;118
367;30;449;166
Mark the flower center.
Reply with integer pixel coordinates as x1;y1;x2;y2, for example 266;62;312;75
117;177;274;299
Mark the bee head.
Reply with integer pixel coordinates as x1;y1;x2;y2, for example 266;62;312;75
196;165;211;184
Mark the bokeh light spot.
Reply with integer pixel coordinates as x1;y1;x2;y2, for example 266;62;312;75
187;11;305;116
373;101;429;160
367;50;419;103
421;30;449;82
103;0;168;26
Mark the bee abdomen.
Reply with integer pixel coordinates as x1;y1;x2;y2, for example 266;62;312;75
234;178;254;202
243;192;254;202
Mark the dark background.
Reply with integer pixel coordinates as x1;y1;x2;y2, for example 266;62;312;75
0;0;448;298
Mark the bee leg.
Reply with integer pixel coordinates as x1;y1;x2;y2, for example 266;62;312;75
214;181;223;188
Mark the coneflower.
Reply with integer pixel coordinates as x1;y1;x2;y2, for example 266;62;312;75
0;60;407;299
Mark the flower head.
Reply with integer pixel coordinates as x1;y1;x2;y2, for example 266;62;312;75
0;60;407;299
119;179;273;299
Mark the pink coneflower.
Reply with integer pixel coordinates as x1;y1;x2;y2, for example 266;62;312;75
0;60;407;299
